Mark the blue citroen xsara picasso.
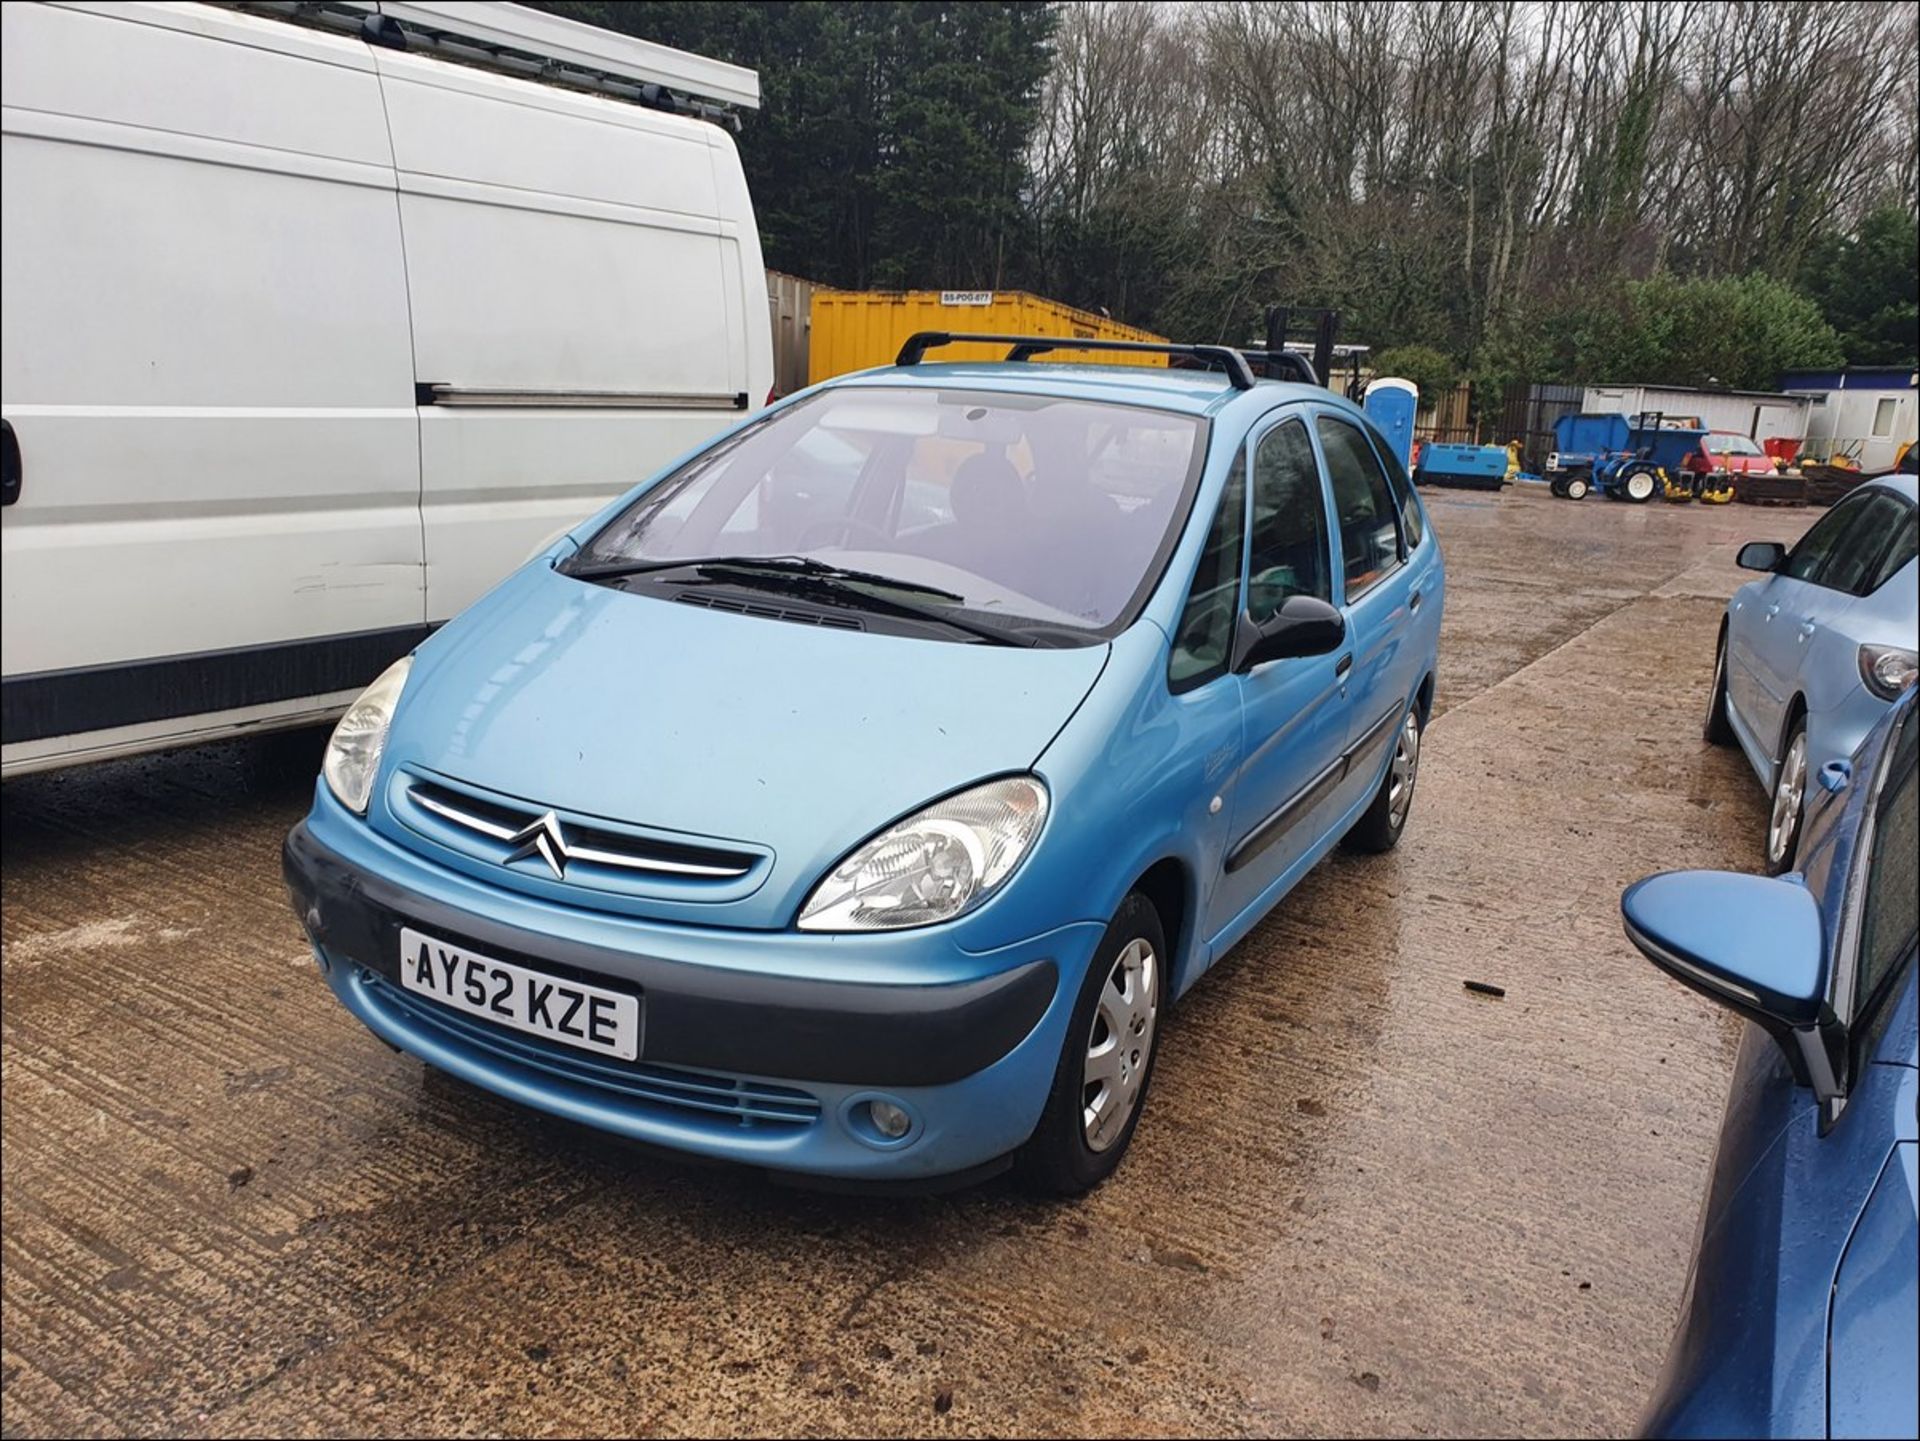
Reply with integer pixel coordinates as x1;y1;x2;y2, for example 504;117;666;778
284;336;1443;1192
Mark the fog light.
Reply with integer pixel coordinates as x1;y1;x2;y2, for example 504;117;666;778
868;1099;911;1139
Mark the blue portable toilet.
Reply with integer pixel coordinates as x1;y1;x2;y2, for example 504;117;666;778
1364;377;1418;474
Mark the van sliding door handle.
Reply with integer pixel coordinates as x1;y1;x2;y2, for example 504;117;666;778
1334;654;1354;679
1;420;18;507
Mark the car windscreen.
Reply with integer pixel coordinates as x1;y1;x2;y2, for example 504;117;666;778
1706;434;1763;456
571;387;1207;635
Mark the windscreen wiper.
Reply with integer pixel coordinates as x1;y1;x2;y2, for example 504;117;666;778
568;553;965;604
569;554;1034;647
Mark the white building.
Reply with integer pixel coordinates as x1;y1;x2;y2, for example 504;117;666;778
1779;367;1918;473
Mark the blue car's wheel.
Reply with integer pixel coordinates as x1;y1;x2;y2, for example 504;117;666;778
1344;704;1424;854
1766;717;1808;875
1016;892;1166;1196
1704;630;1734;746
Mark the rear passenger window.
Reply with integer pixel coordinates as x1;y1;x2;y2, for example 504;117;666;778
1867;506;1916;594
1819;493;1909;596
1782;493;1871;584
1315;416;1403;598
1248;421;1332;620
1169;454;1245;693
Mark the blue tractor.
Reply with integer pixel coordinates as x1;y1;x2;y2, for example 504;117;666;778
1547;412;1732;503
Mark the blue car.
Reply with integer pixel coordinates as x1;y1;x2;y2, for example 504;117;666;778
1624;687;1917;1438
283;336;1444;1192
1707;473;1918;873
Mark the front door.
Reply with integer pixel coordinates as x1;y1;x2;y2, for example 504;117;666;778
1210;413;1351;932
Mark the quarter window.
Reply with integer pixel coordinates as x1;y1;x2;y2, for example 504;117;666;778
1369;422;1425;550
1247;420;1332;621
1316;415;1403;597
1168;454;1245;693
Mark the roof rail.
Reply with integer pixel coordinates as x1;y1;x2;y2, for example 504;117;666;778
895;332;1259;391
233;1;759;124
1234;349;1321;386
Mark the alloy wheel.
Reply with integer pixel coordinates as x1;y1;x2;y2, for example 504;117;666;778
1082;938;1158;1153
1768;731;1807;867
1388;709;1421;828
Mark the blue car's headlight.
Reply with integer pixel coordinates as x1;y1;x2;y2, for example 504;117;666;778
322;656;412;815
797;776;1049;932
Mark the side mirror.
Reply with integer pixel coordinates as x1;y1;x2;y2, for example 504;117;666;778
1622;870;1830;1084
1737;541;1787;572
1234;595;1345;672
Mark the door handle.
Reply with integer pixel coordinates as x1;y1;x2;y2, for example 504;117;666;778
1763;603;1781;621
1335;653;1354;679
1408;588;1423;613
1797;620;1816;638
0;420;18;507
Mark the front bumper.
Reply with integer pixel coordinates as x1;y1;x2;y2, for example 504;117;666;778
284;812;1088;1180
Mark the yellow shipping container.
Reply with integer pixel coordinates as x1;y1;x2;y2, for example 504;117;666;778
807;289;1167;386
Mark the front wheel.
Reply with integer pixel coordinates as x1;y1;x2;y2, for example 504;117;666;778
1344;704;1424;854
1765;717;1808;875
1016;893;1166;1196
1564;474;1590;500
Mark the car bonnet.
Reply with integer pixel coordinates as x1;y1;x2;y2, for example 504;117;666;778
372;560;1110;929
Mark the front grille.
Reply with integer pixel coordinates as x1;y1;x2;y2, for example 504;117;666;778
673;591;864;629
367;971;821;1131
401;777;760;883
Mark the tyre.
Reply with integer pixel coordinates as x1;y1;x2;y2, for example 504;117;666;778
1564;474;1590;500
1703;629;1734;746
1765;714;1808;875
1016;892;1166;1196
1622;467;1658;503
1343;703;1424;854
1549;477;1568;498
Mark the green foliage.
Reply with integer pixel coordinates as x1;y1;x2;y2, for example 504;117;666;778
1369;346;1458;398
527;2;1055;290
1797;205;1920;367
1555;273;1844;389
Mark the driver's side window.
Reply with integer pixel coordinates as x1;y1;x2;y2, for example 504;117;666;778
1782;493;1871;585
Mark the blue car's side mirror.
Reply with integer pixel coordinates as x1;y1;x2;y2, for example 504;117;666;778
1622;871;1829;1077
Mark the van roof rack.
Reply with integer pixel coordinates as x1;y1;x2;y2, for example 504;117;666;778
231;1;759;125
895;333;1269;391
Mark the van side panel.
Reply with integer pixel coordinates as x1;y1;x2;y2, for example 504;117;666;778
373;51;768;621
0;4;423;716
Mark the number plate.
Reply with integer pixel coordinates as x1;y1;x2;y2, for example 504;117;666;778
398;927;640;1061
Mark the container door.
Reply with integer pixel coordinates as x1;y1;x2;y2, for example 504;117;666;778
373;50;750;622
0;4;423;749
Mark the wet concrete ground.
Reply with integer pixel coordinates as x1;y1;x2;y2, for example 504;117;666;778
2;489;1816;1438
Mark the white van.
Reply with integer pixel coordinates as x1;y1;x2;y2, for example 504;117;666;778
0;0;772;777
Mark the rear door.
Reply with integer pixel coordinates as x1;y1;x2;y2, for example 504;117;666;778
0;3;422;747
371;49;752;621
1312;410;1422;807
1210;412;1350;927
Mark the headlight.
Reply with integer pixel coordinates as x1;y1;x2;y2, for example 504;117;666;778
322;656;413;814
797;776;1049;932
1859;644;1919;702
1547;452;1559;471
